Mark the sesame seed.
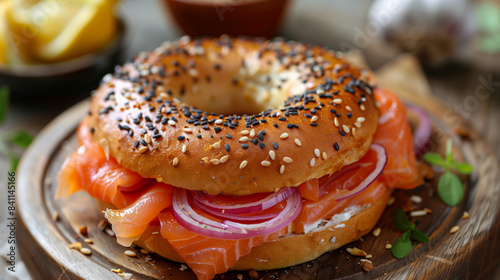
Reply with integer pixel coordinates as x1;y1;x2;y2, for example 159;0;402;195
311;115;318;122
311;149;319;158
241;130;249;135
137;146;148;153
345;106;352;111
181;145;187;153
357;117;366;123
80;248;92;255
310;158;315;167
333;99;342;104
240;160;248;169
334;117;339;127
213;142;220;149
462;212;470;219
215;119;223;125
211;159;220;165
410;210;427;217
239;136;249;142
450;226;460;234
280;165;285;174
410;195;423;204
250;129;256;137
322;152;327;160
183;127;193;133
387;196;395;206
283;157;293;163
220;155;229;163
372;228;381;237
295;139;302;147
144;134;151;144
173;157;179;167
124;250;137;257
269;150;276;160
168;120;176;126
354;122;361;128
280;133;289;139
360;104;366;111
261;161;271;167
342;125;350;133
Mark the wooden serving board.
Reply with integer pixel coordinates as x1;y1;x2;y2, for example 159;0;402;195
17;55;500;280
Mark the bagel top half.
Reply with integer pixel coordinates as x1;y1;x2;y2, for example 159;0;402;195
88;36;379;195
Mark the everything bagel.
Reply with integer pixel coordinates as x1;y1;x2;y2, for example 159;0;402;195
88;36;379;195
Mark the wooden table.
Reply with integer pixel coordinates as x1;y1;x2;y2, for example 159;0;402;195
1;0;499;279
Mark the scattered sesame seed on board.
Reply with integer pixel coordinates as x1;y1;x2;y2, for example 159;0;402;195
80;248;92;255
410;195;423;204
372;228;381;237
69;242;82;250
385;244;392;249
180;264;188;271
105;228;115;237
462;211;470;219
387;197;395;206
124;250;137;257
84;239;93;244
450;226;460;234
410;210;427;217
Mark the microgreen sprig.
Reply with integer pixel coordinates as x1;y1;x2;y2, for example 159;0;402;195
423;139;473;206
0;86;34;171
391;208;429;258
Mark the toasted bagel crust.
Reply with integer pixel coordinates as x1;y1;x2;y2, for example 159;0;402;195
88;36;378;195
127;187;391;270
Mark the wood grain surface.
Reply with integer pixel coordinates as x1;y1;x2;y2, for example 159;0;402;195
16;55;500;280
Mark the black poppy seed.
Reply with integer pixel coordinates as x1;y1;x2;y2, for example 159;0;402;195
202;125;209;130
90;127;95;134
128;130;134;137
214;63;221;71
279;117;287;121
226;134;232;139
339;131;346;136
214;127;222;133
141;140;148;146
197;134;202;139
310;123;318;127
259;130;266;135
287;123;294;129
259;142;265;149
210;135;214;138
273;142;278;150
104;91;115;101
252;138;258;145
225;144;230;151
177;136;185;140
134;141;139;148
257;134;264;141
273;123;279;128
152;134;161;139
141;129;147;134
334;142;340;151
241;144;249;149
347;112;352;118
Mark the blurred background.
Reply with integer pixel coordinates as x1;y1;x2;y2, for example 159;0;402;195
0;0;499;279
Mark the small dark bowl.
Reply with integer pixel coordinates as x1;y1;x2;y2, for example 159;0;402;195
0;19;126;100
162;0;290;38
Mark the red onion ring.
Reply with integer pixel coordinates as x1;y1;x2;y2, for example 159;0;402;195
172;188;301;239
406;104;432;158
318;162;373;196
191;187;294;214
192;199;279;222
334;144;387;202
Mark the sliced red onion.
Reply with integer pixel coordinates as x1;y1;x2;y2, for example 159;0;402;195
191;187;294;214
334;144;387;202
319;162;373;196
172;188;301;239
192;199;279;222
406;104;432;158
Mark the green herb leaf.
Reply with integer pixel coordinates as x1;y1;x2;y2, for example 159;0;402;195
449;162;474;175
438;171;464;206
423;153;447;167
445;139;454;163
410;229;430;243
391;231;413;259
8;131;33;149
9;157;19;172
392;208;415;231
0;86;9;125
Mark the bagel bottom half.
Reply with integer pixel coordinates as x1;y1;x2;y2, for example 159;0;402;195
97;186;391;271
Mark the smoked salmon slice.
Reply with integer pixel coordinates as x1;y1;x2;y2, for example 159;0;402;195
158;212;286;280
105;182;173;246
373;88;424;189
57;118;146;208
